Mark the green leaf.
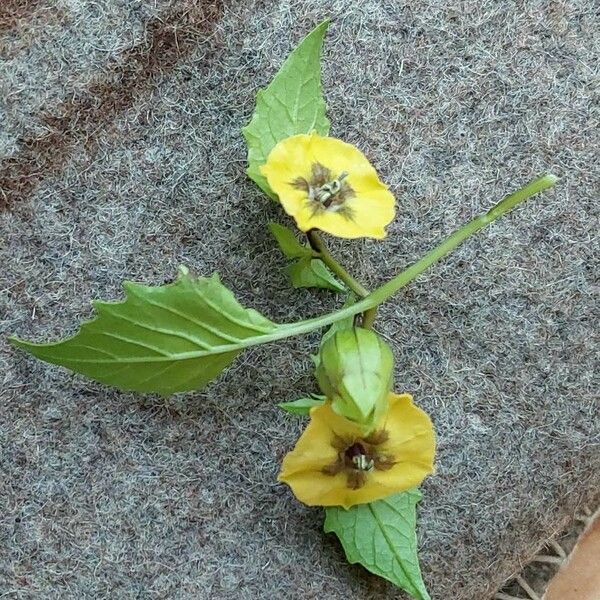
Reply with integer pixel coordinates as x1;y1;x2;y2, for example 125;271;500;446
243;20;330;197
277;393;326;415
324;489;431;600
268;222;313;259
10;267;279;395
286;257;345;292
268;223;342;291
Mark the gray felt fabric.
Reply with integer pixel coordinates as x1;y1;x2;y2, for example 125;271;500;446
1;1;599;598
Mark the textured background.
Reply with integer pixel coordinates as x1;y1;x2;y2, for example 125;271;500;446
1;1;598;598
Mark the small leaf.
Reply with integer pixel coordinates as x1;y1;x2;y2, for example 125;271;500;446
324;489;431;600
268;222;313;259
286;257;345;292
269;223;342;292
10;267;279;395
278;393;326;415
243;20;330;197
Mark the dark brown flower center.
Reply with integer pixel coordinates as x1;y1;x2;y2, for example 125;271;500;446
289;162;355;218
343;442;374;472
322;430;396;490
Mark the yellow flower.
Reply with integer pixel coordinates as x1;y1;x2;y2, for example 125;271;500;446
278;393;435;509
260;133;396;239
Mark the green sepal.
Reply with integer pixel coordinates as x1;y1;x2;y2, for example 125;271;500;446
268;222;314;259
243;20;330;197
286;257;345;292
315;327;393;427
311;294;356;367
277;393;326;415
319;295;356;348
324;489;431;600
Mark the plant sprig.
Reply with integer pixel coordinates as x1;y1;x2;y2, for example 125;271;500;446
9;19;559;599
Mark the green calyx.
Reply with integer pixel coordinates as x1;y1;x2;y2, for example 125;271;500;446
315;327;394;428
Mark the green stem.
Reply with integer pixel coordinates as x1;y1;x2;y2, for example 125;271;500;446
306;230;370;298
277;174;557;336
361;307;378;329
306;230;378;328
45;173;555;363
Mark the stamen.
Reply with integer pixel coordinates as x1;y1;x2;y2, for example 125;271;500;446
344;442;366;460
352;454;375;472
344;442;374;472
322;434;392;489
315;171;349;207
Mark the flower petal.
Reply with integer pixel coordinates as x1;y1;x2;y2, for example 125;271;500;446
379;394;436;469
278;394;436;509
261;132;396;239
278;402;363;477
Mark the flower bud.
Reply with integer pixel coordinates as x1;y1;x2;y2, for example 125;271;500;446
315;327;394;428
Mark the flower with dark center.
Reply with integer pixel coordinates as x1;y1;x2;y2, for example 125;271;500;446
261;132;396;239
278;393;435;508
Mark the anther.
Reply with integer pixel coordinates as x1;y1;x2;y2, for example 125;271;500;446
316;171;349;207
352;455;375;472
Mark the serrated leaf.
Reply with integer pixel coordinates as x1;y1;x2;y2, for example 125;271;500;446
10;267;279;395
277;393;325;415
324;489;431;600
9;174;556;393
243;20;330;197
268;222;313;259
286;257;345;292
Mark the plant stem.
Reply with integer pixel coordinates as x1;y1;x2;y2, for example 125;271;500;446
275;174;558;337
361;307;378;329
306;230;378;328
306;230;370;298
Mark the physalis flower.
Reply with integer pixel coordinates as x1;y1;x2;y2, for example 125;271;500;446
260;132;396;239
278;393;435;509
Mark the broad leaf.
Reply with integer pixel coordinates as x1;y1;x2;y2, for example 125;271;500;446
278;393;325;415
243;20;330;197
10;267;279;395
324;489;431;600
11;177;556;396
268;222;313;259
286;257;345;292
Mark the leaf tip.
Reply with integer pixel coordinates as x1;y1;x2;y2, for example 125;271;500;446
177;265;190;279
320;17;331;28
8;335;47;357
7;335;26;349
